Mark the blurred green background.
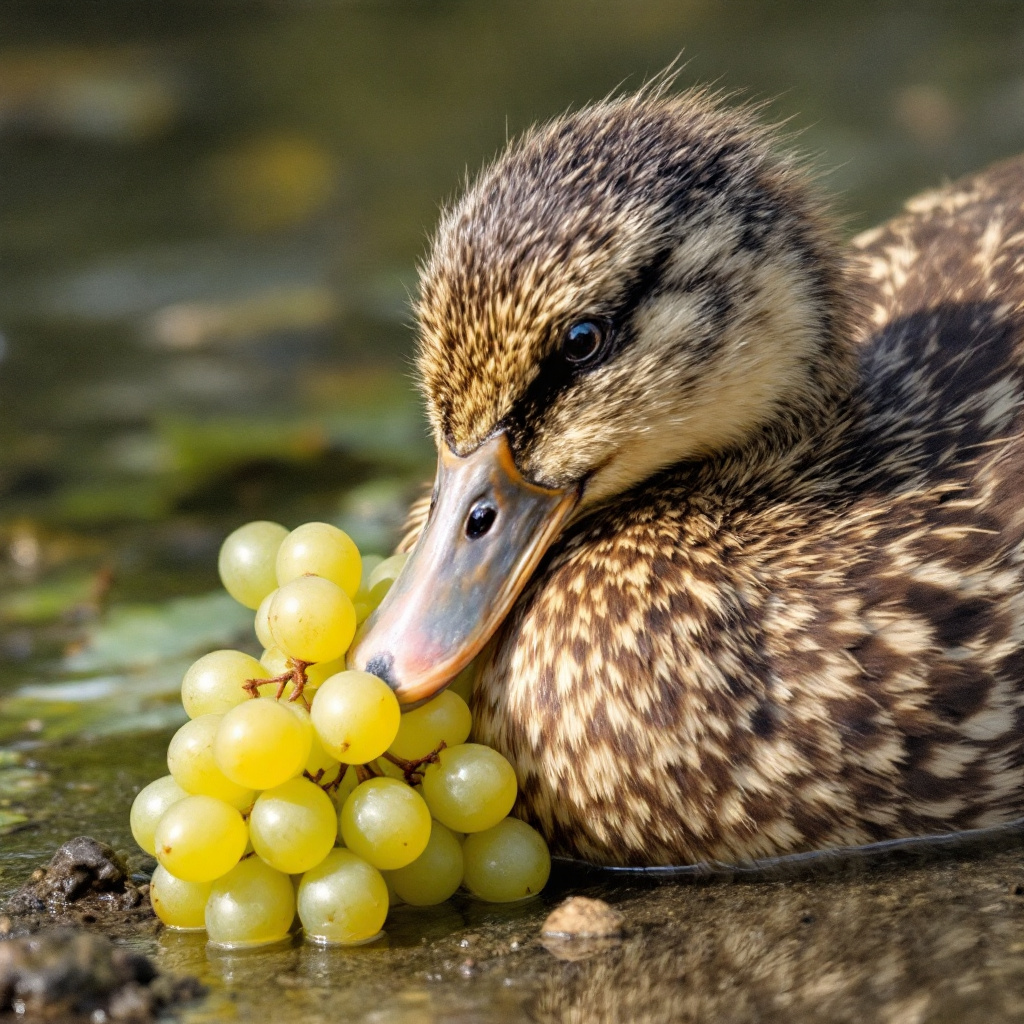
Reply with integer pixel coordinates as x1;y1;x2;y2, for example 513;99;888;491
3;0;1024;778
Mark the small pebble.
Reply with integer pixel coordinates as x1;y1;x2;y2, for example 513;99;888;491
541;896;624;938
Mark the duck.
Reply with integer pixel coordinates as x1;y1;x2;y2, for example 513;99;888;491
350;81;1024;868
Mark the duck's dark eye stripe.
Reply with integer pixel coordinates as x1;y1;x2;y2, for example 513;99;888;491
609;244;676;326
499;244;676;452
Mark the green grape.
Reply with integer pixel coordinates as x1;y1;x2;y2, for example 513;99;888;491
205;856;295;948
352;578;394;624
462;817;551;902
304;729;341;781
260;646;290;677
214;697;312;790
305;655;346;689
340;777;431;870
181;650;267;719
149;865;211;930
329;765;359;809
447;659;477;704
310;671;400;764
358;555;383;590
276;522;362;598
219;521;289;609
249;777;338;874
269;575;356;664
420;743;517;833
386;820;463;906
366;577;395;610
388;690;472;761
375;757;405;781
297;849;388;945
254;590;277;649
154;795;247;882
367;553;408;591
130;775;188;856
167;715;255;810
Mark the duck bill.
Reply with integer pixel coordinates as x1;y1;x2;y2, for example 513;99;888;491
348;433;578;705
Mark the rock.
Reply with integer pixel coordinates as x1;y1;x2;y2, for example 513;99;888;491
1;837;155;937
541;897;625;938
38;836;129;902
540;897;625;963
0;929;203;1020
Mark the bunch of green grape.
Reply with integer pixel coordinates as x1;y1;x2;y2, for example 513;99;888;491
129;520;550;948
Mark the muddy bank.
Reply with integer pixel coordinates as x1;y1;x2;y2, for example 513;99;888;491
0;838;202;1021
0;929;202;1021
2;837;155;939
5;829;1024;1022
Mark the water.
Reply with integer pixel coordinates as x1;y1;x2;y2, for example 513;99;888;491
3;2;1024;1020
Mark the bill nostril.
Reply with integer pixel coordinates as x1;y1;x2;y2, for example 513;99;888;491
466;501;497;539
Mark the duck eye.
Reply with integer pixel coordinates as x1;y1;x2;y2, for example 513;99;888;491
562;320;608;365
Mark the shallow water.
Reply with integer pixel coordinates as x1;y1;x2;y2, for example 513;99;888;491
4;2;1024;1021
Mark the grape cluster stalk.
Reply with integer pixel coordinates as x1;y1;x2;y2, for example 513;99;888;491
131;520;551;947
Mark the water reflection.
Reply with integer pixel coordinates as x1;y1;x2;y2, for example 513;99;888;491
530;850;1024;1023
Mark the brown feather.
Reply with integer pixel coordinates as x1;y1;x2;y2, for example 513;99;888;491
410;90;1024;866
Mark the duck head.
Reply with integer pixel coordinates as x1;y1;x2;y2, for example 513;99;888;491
350;88;854;704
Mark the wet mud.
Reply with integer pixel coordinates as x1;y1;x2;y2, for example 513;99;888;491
2;837;155;940
0;929;203;1021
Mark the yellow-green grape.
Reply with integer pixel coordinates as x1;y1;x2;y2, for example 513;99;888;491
269;575;355;664
359;554;383;589
276;522;362;598
388;690;472;761
254;590;277;649
447;660;477;704
305;655;347;689
297;849;388;945
462;817;551;902
205;856;295;948
218;521;289;609
368;577;395;612
130;775;188;856
154;795;247;882
340;777;431;870
260;646;290;677
249;777;337;874
329;765;359;809
167;715;255;811
421;743;517;833
375;757;405;781
304;728;341;780
310;670;400;764
386;820;463;906
214;698;312;790
367;552;408;591
149;865;211;930
181;650;267;719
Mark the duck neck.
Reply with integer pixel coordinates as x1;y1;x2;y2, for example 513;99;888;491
708;319;860;500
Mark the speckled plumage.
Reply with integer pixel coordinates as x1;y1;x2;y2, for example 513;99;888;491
408;86;1024;866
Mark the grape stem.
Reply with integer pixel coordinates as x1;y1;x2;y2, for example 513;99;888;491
243;659;312;706
313;762;362;794
380;741;447;784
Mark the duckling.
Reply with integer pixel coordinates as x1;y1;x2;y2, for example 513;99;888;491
351;84;1024;867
